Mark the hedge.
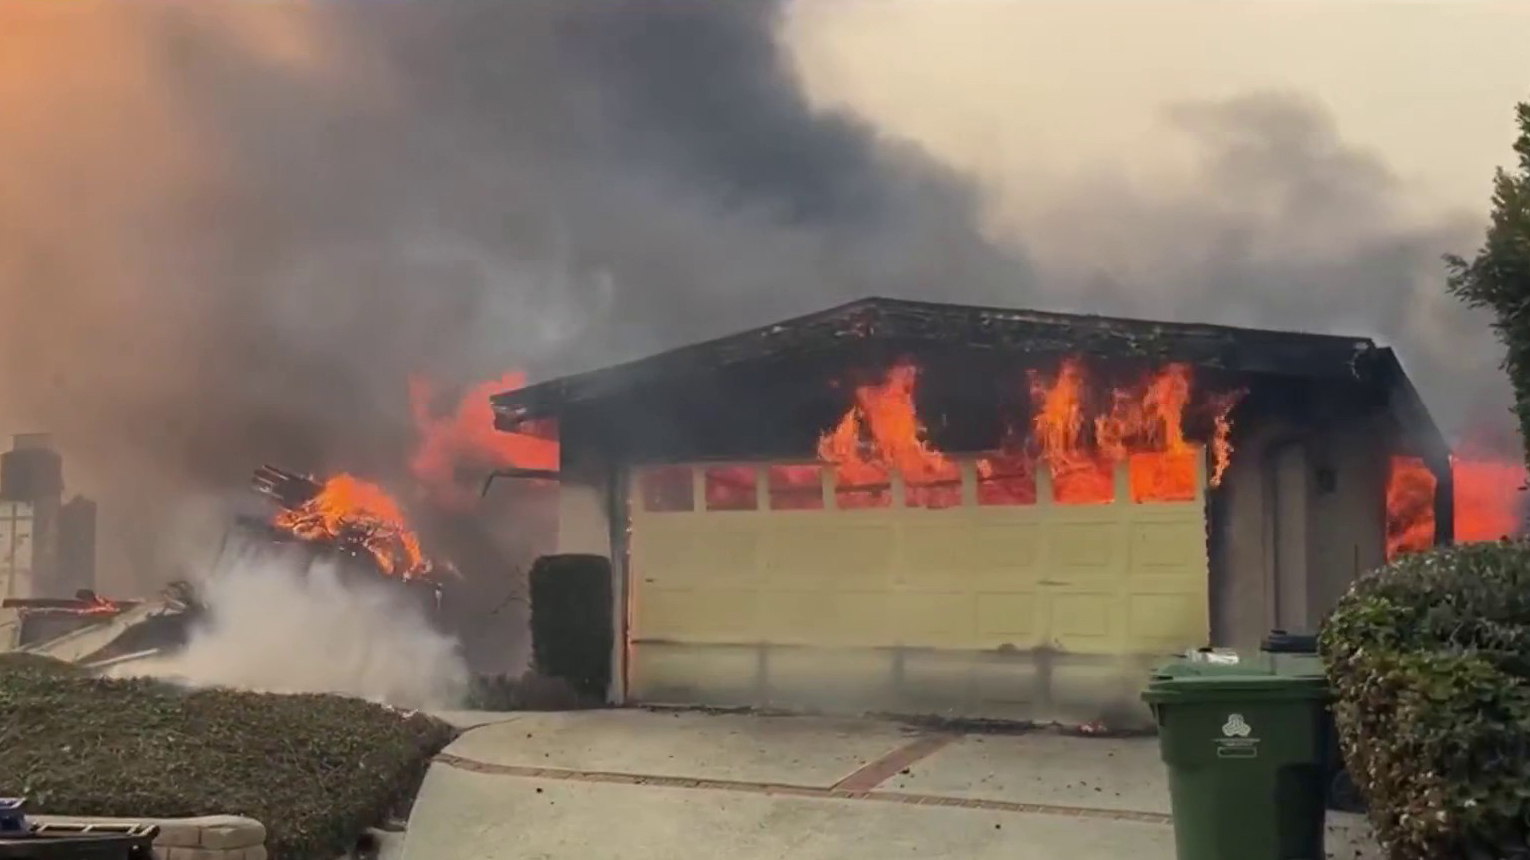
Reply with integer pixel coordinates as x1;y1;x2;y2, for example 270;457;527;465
0;657;458;860
529;554;613;701
1320;541;1530;860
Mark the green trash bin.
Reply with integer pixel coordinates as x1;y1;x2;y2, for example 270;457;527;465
1142;651;1332;860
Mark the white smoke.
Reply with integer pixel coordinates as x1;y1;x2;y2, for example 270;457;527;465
109;554;470;710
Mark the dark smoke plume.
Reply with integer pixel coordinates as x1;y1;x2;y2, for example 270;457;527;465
0;1;1504;587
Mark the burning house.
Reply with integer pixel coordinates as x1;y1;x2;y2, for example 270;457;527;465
491;298;1449;724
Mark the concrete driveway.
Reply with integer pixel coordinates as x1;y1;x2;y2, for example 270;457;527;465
403;710;1380;860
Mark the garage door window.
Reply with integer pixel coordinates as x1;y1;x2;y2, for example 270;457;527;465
834;465;892;509
975;452;1038;506
640;466;694;512
1129;452;1198;503
905;459;963;509
705;466;758;511
768;465;824;510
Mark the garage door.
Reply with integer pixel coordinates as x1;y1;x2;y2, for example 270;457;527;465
625;453;1209;722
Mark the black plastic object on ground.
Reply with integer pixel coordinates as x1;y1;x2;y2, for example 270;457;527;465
0;822;158;859
0;800;23;833
1257;630;1365;814
529;554;613;702
1261;630;1319;654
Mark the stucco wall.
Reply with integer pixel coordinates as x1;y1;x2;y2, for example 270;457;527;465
553;454;625;702
1212;403;1390;650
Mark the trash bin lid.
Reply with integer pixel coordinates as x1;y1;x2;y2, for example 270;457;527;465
1143;652;1330;703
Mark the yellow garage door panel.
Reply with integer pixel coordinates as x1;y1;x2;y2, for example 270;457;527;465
1128;593;1209;645
635;588;760;642
627;456;1211;715
975;592;1042;645
638;526;763;587
887;591;976;646
1130;522;1205;568
757;589;889;646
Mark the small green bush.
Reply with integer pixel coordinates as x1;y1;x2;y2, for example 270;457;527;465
1320;541;1530;860
0;661;458;860
529;554;613;700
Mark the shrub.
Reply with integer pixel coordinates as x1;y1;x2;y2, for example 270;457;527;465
464;669;601;711
1320;541;1530;860
0;660;458;860
529;554;613;700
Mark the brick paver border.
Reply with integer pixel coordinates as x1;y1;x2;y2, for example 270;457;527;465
433;748;1172;825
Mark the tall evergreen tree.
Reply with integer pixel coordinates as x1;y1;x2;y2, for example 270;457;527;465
1448;102;1530;466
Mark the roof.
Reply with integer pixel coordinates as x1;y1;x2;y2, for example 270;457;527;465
490;297;1445;455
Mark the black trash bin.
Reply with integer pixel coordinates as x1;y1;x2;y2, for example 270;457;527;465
0;826;159;860
0;802;158;860
1258;630;1364;813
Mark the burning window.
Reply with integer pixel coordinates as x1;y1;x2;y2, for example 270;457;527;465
705;466;758;511
834;465;893;509
817;361;942;511
641;466;694;513
1385;455;1438;560
768;465;824;510
816;356;1243;510
1130;451;1198;503
1049;461;1115;504
905;459;963;509
975;452;1037;506
1453;452;1527;543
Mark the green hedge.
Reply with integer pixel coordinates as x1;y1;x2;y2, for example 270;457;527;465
529;554;613;701
0;658;458;860
1320;541;1530;860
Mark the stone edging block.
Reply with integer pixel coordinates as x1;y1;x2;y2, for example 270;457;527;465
30;813;266;853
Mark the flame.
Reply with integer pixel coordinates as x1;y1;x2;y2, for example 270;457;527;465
816;362;954;508
1386;451;1526;559
77;593;126;616
409;371;559;509
1453;454;1526;542
1386;456;1437;559
817;357;1242;506
1028;359;1241;504
274;472;434;580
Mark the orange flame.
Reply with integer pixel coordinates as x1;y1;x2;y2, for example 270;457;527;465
816;362;956;507
1385;456;1437;559
1386;451;1526;559
1029;359;1241;504
818;357;1242;506
409;371;559;509
1453;454;1526;542
77;594;127;616
274;472;434;580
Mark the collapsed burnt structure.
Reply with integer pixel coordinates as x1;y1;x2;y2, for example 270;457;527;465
492;298;1450;725
241;465;444;612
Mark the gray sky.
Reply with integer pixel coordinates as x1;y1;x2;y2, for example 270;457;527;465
786;0;1529;217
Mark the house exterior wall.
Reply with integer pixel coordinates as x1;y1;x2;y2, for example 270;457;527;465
552;451;628;703
1213;402;1390;651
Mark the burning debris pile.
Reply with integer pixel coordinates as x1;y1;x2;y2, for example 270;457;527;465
252;465;442;583
2;582;200;667
815;355;1245;507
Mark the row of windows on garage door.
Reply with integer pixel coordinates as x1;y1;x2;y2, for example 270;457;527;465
636;449;1207;514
